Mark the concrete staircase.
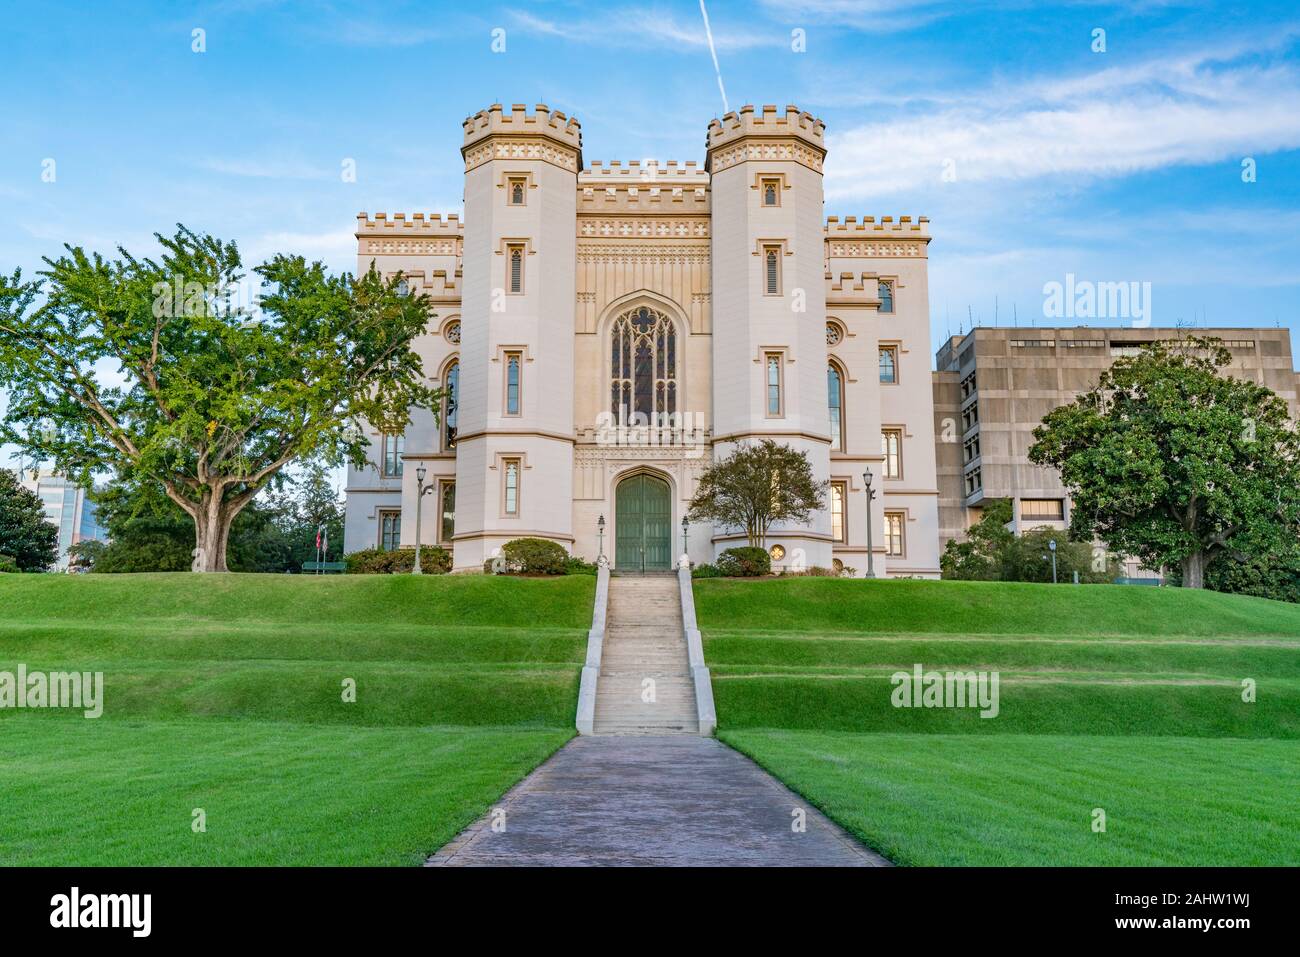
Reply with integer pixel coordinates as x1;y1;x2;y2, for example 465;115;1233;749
593;575;700;735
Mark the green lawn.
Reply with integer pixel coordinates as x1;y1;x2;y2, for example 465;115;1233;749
0;573;594;866
720;730;1300;866
696;578;1300;866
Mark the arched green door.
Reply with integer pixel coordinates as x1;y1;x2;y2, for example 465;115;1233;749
615;474;672;572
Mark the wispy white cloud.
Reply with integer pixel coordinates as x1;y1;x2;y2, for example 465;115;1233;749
196;157;336;181
243;229;356;266
508;8;783;52
825;34;1300;198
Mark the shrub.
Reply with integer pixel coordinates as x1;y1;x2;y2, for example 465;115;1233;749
692;563;723;579
346;546;451;574
0;554;19;573
716;546;771;577
563;556;599;576
487;537;569;575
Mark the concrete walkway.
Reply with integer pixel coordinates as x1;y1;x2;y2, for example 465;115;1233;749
427;736;888;867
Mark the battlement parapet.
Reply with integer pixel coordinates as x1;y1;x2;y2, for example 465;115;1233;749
462;103;583;171
357;212;464;235
706;104;825;150
825;214;929;236
581;160;709;182
825;270;887;306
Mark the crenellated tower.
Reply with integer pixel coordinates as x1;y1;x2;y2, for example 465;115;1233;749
453;103;583;569
706;104;833;567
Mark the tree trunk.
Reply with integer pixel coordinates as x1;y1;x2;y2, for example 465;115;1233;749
1180;550;1205;589
191;491;236;573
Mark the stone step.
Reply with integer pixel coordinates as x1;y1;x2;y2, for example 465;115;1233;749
593;576;697;735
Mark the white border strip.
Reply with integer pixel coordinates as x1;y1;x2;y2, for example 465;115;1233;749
678;563;717;736
575;564;610;735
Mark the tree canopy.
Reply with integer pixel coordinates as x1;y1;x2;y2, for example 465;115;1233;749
687;440;827;549
1029;337;1300;588
0;468;60;571
0;226;438;571
940;498;1112;583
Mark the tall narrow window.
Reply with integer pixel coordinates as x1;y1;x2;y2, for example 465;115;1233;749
763;245;781;295
503;458;520;515
610;306;677;425
439;482;456;544
831;481;846;543
766;353;783;416
505;351;521;415
396;278;409;297
378;509;401;551
878;280;894;313
381;433;404;477
508;177;526;205
879;345;898;383
882;428;902;479
507;244;524;294
761;178;780;206
442;361;459;450
827;363;844;451
885;512;905;556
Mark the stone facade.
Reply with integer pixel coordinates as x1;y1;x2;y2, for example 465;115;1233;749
344;103;942;577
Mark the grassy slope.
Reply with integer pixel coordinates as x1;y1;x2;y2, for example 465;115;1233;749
0;573;594;866
696;578;1300;865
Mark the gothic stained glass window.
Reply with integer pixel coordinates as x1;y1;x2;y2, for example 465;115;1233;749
610;306;677;425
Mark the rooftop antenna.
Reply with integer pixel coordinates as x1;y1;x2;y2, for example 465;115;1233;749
968;305;973;332
994;296;999;327
1013;303;1018;327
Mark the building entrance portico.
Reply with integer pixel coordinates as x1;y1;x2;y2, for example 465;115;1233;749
614;472;673;572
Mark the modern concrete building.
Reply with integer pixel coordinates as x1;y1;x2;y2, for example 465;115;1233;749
18;468;106;570
933;326;1300;576
344;103;942;577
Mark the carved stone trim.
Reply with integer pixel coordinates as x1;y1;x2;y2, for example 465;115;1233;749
464;137;580;173
578;219;709;239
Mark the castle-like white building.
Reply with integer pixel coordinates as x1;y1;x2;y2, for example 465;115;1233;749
344;103;941;576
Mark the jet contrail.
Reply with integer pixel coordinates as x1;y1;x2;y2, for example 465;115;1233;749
698;0;729;113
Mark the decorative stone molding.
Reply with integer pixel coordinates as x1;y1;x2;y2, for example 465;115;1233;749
577;244;710;265
579;218;709;238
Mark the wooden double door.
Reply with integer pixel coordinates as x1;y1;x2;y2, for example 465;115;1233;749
615;474;672;572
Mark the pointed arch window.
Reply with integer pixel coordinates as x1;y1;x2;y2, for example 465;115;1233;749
442;360;459;450
828;363;845;451
507;244;524;294
764;246;781;295
610;306;677;425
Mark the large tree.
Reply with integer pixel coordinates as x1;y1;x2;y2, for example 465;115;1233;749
1029;337;1300;589
0;227;437;571
687;440;827;549
0;468;60;571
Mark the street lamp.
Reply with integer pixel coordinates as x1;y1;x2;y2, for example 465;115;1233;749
412;465;436;574
1048;538;1058;584
597;514;607;567
681;516;690;561
862;468;877;579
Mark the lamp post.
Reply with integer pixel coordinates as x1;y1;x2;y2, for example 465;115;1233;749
862;468;876;579
597;514;607;567
1048;538;1058;584
681;516;690;560
412;466;436;574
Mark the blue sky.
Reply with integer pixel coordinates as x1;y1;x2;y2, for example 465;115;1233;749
1;0;1298;428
